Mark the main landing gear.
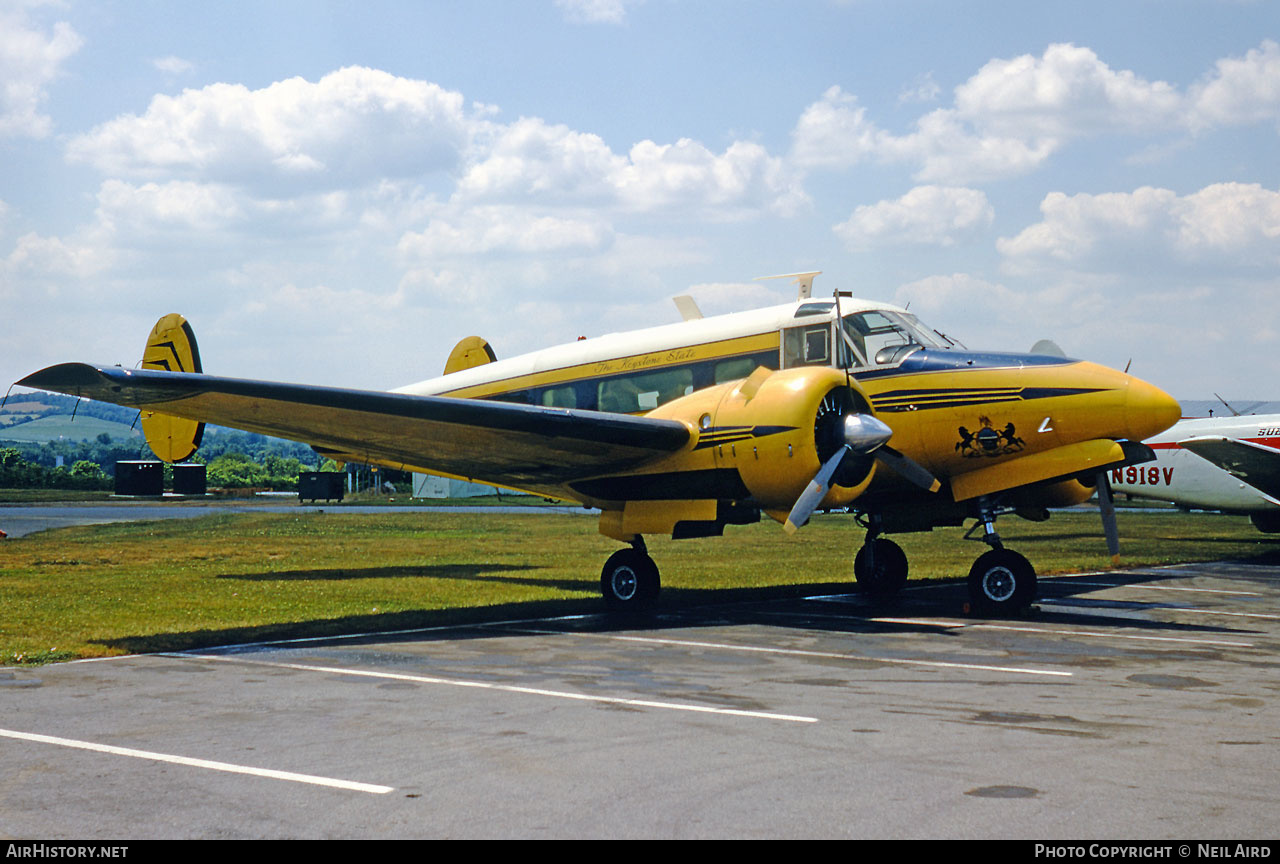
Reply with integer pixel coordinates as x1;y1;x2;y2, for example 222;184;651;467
598;508;1039;617
852;508;1038;616
601;537;660;611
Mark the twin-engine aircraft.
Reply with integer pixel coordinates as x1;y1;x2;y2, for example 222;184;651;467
17;273;1180;615
1109;414;1280;532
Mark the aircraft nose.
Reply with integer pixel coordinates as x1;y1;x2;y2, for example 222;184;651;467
1124;376;1181;441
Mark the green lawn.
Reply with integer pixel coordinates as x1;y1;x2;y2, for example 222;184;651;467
1;509;1275;664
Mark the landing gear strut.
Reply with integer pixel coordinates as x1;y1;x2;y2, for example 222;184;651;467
601;537;660;611
965;506;1036;616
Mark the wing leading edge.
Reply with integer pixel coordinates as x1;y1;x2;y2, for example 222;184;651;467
17;363;691;493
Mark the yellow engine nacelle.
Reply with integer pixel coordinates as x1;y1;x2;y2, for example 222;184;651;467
650;366;879;516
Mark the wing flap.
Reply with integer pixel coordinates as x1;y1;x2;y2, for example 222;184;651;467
17;363;690;492
1178;436;1280;502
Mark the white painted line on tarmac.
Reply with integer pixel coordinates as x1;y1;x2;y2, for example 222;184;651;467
778;612;1255;648
1038;599;1280;621
868;617;1255;647
1048;580;1262;596
969;622;1252;648
179;654;819;724
541;631;1072;678
0;728;394;794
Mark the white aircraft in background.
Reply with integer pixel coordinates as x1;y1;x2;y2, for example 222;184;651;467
1109;413;1280;533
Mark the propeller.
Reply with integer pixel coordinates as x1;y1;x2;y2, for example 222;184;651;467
1095;470;1121;565
784;397;941;534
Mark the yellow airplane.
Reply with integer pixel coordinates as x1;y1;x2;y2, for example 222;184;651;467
17;273;1180;615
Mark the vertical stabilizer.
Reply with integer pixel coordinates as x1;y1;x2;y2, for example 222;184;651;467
444;336;497;374
140;313;205;463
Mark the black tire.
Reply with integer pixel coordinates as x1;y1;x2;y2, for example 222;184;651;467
853;538;909;597
601;548;660;610
967;549;1037;616
1250;511;1280;534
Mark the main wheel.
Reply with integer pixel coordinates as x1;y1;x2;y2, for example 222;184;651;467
853;538;908;597
967;549;1036;616
601;548;660;611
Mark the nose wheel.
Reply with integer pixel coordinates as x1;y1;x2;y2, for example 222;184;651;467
964;507;1037;616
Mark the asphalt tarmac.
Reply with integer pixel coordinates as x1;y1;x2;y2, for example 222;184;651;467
1;556;1276;839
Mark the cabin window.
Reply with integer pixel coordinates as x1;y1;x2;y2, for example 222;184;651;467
782;324;831;369
487;390;532;405
714;357;758;384
541;385;578;409
597;367;694;413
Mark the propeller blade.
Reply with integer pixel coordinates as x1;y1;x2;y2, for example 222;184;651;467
1095;471;1120;565
874;444;941;493
784;446;849;534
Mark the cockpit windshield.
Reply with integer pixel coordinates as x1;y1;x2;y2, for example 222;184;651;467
838;310;945;368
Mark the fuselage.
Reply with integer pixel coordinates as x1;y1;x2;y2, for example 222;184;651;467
396;295;1180;508
1110;415;1280;512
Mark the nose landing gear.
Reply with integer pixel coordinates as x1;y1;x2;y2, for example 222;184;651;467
964;506;1037;616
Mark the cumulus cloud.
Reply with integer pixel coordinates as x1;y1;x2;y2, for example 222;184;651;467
834;186;993;249
0;2;83;138
790;86;885;171
1189;39;1280;128
66;67;476;191
398;206;613;258
460;117;805;217
998;183;1280;273
3;230;111;280
457;117;625;202
65;68;800;223
792;84;1058;184
953;42;1183;137
792;41;1280;185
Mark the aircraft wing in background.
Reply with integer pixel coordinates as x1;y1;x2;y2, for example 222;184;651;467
1177;435;1280;504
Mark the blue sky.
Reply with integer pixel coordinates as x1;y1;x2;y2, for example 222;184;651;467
3;0;1279;401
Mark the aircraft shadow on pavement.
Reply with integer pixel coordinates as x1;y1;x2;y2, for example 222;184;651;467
93;555;1265;657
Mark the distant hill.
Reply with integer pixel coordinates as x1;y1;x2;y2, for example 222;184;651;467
2;391;139;427
3;389;318;465
0;415;142;444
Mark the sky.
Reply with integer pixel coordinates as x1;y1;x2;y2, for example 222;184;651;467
2;0;1279;403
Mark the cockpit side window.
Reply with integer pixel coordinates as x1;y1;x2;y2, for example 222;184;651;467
842;311;939;367
782;324;831;369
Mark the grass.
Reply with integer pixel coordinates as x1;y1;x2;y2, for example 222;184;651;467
1;508;1276;665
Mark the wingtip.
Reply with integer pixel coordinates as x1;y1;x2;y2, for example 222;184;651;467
16;362;103;392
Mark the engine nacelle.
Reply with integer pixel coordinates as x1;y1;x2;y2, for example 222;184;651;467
649;365;879;517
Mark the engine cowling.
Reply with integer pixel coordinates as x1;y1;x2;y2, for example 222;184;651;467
650;366;882;516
